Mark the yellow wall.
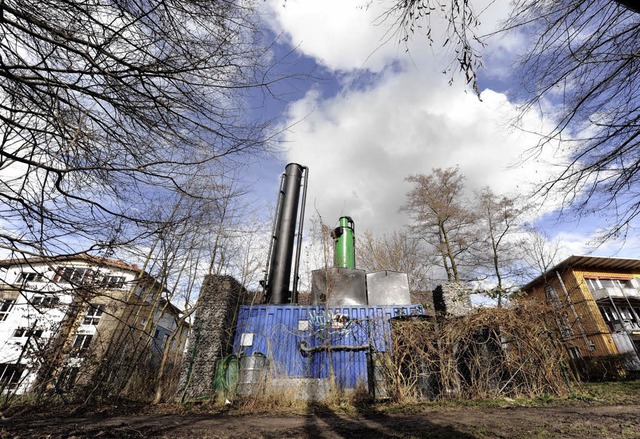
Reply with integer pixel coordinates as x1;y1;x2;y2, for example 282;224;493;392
525;268;625;358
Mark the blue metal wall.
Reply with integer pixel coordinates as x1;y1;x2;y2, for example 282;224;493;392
232;305;423;389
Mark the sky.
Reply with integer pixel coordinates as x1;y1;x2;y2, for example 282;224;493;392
0;0;636;300
242;0;640;267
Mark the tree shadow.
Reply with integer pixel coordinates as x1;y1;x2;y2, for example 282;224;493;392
304;400;476;438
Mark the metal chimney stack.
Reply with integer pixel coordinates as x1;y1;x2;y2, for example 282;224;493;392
264;163;308;304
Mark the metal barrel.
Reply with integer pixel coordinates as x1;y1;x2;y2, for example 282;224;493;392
237;352;267;397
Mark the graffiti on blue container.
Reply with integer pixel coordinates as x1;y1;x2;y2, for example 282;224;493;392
307;310;354;337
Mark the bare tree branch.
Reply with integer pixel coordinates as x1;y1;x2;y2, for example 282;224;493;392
0;0;283;259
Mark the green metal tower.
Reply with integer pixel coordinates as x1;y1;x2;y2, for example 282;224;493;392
331;216;355;268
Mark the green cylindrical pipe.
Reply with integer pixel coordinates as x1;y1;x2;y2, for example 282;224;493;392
332;216;355;268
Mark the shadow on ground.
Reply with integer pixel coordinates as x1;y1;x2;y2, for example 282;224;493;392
301;401;475;438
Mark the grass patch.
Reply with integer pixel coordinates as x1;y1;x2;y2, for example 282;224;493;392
4;379;640;419
571;379;640;405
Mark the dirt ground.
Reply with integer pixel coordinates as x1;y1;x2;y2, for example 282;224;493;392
2;402;640;439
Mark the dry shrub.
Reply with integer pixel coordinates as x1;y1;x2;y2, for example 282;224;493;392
387;303;570;401
568;354;632;382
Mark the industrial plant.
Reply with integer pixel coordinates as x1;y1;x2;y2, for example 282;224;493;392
177;163;429;401
176;164;570;403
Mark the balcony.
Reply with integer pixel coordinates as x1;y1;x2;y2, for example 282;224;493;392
611;319;640;333
591;286;640;301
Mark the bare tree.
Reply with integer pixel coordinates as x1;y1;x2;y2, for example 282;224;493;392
379;0;484;95
385;0;640;242
42;170;254;403
357;229;434;291
471;188;527;307
509;1;640;242
403;167;475;281
522;227;562;278
0;0;282;260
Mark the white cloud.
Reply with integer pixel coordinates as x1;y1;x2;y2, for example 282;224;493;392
275;66;563;236
262;0;401;72
262;0;516;75
260;0;635;269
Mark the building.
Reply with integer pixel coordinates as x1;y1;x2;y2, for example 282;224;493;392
0;254;186;395
521;255;640;377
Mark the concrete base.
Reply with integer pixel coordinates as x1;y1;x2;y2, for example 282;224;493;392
269;378;334;401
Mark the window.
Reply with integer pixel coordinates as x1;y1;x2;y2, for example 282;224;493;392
152;329;169;350
12;328;43;338
601;306;612;320
100;276;125;289
54;267;95;285
72;334;93;354
17;272;44;283
82;304;105;325
0;300;15;321
618;306;640;329
586;277;636;291
620;307;632;320
586;278;599;292
620;279;635;289
0;364;24;390
599;306;617;323
598;305;640;331
544;286;561;306
31;296;59;307
54;267;126;289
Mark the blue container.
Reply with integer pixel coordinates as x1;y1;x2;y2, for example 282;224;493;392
232;305;423;389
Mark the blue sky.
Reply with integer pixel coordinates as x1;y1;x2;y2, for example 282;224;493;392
240;0;640;266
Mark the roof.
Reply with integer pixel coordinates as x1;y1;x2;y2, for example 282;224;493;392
0;253;141;273
522;255;640;291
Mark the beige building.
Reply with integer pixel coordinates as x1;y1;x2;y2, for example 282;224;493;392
0;255;186;395
522;255;640;376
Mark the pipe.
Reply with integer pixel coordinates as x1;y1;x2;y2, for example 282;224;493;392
265;163;305;304
261;174;286;296
298;340;369;355
291;166;308;304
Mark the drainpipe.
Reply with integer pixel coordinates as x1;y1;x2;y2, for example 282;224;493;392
555;271;593;351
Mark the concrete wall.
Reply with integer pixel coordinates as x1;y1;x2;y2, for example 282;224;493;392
177;275;244;401
433;282;473;317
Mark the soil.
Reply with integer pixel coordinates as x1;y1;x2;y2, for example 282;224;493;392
1;402;640;438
